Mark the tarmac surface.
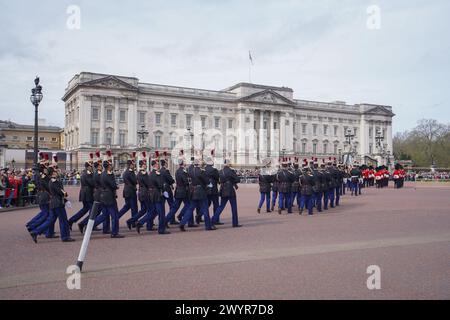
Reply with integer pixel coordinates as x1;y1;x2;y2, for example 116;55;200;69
0;182;449;300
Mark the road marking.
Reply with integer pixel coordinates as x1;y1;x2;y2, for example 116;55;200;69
1;233;449;290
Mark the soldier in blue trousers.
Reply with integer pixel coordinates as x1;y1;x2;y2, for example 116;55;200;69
179;158;216;232
30;157;74;243
212;159;242;227
98;151;123;238
257;158;273;214
277;158;294;214
118;152;138;222
68;154;95;229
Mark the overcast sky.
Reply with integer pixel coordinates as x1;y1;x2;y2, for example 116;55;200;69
1;0;449;133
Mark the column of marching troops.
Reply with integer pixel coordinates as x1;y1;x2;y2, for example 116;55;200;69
25;151;406;243
26;150;241;243
256;157;406;215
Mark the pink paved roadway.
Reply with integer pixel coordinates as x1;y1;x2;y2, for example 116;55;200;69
0;182;449;299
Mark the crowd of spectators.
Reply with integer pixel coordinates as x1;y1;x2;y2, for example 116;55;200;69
0;168;36;209
404;171;450;181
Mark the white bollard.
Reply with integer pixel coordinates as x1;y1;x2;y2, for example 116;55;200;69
76;201;100;272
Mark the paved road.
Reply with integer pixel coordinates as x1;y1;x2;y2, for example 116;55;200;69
0;182;449;299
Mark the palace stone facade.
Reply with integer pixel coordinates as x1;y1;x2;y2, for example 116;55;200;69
62;72;394;170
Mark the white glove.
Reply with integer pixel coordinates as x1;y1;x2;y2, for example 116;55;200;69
163;191;169;199
65;201;72;209
208;183;213;188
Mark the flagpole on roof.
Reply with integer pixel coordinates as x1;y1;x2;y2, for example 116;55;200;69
248;50;253;83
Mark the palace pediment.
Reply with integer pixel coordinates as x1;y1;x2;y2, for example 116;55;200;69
239;89;295;106
82;76;138;91
364;105;394;116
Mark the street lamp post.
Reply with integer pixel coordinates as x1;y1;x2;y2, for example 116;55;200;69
30;77;43;179
187;127;194;162
375;129;385;166
344;128;355;165
137;125;149;149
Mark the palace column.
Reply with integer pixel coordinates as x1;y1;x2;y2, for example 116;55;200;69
99;97;106;147
127;99;137;148
114;98;120;147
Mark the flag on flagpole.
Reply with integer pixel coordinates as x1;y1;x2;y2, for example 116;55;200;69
249;50;254;65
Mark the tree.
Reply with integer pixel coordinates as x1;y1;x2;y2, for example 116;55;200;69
394;119;450;168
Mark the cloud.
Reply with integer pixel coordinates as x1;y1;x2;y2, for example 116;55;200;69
0;0;449;131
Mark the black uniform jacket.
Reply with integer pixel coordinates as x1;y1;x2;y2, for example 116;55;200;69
49;178;66;210
93;170;103;202
79;170;95;203
188;166;209;201
174;167;190;200
149;169;164;203
37;174;50;205
219;166;240;198
205;164;220;196
160;166;175;197
122;168;137;199
100;171;119;207
258;171;273;193
277;169;293;194
137;170;150;203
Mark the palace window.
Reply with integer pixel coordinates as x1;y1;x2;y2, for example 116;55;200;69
186;114;192;128
323;125;328;136
369;144;373;154
201;116;207;128
120;110;126;122
105;132;113;145
214;117;220;129
170;136;177;149
264;121;267;130
106;109;113;121
155;113;162;125
323;143;328;154
91;132;98;145
228;119;233;129
92;108;99;121
171;114;177;127
52;137;57;142
334;126;338;136
313;143;317;154
302;142;306;154
302;124;307;134
139;112;146;125
334;144;338;155
155;135;161;149
39;137;45;141
119;132;126;147
27;136;33;141
313;124;317;135
274;122;278;130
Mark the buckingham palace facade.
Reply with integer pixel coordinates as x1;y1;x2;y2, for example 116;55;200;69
62;72;394;170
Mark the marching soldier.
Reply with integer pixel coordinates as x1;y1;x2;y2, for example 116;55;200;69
118;152;138;221
334;162;343;206
290;158;301;211
179;158;216;231
165;157;197;228
127;155;150;230
312;159;324;213
30;156;74;243
277;158;293;214
270;164;279;212
300;162;314;215
160;152;177;225
78;151;110;234
68;153;95;229
26;153;52;236
212;159;241;227
99;151;123;238
257;157;273;213
205;154;220;219
350;165;362;196
326;158;336;208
